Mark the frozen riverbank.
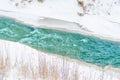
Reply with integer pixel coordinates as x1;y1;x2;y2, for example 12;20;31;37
0;40;120;80
0;10;120;42
0;0;120;40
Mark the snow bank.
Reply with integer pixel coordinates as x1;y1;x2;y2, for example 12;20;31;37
0;0;120;40
0;40;120;80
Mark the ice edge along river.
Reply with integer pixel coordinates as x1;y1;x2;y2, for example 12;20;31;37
0;0;120;41
0;39;120;80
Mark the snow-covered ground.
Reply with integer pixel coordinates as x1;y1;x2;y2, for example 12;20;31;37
0;0;120;41
0;40;120;80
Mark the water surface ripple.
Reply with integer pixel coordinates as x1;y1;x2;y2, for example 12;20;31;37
0;17;120;67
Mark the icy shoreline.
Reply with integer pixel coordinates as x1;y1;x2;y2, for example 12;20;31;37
0;10;120;43
0;39;120;80
0;0;120;42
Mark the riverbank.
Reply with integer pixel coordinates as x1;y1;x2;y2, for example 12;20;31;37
0;0;120;41
0;39;120;80
0;10;120;43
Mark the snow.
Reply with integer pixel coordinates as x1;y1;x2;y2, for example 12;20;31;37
0;40;120;80
0;0;120;41
81;15;120;39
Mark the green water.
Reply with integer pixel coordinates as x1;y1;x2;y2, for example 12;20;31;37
0;17;120;67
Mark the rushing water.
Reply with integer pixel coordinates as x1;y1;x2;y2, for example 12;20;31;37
0;17;120;67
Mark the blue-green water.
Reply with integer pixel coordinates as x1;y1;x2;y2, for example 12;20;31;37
0;17;120;67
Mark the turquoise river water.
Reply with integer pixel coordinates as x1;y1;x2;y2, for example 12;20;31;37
0;17;120;67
